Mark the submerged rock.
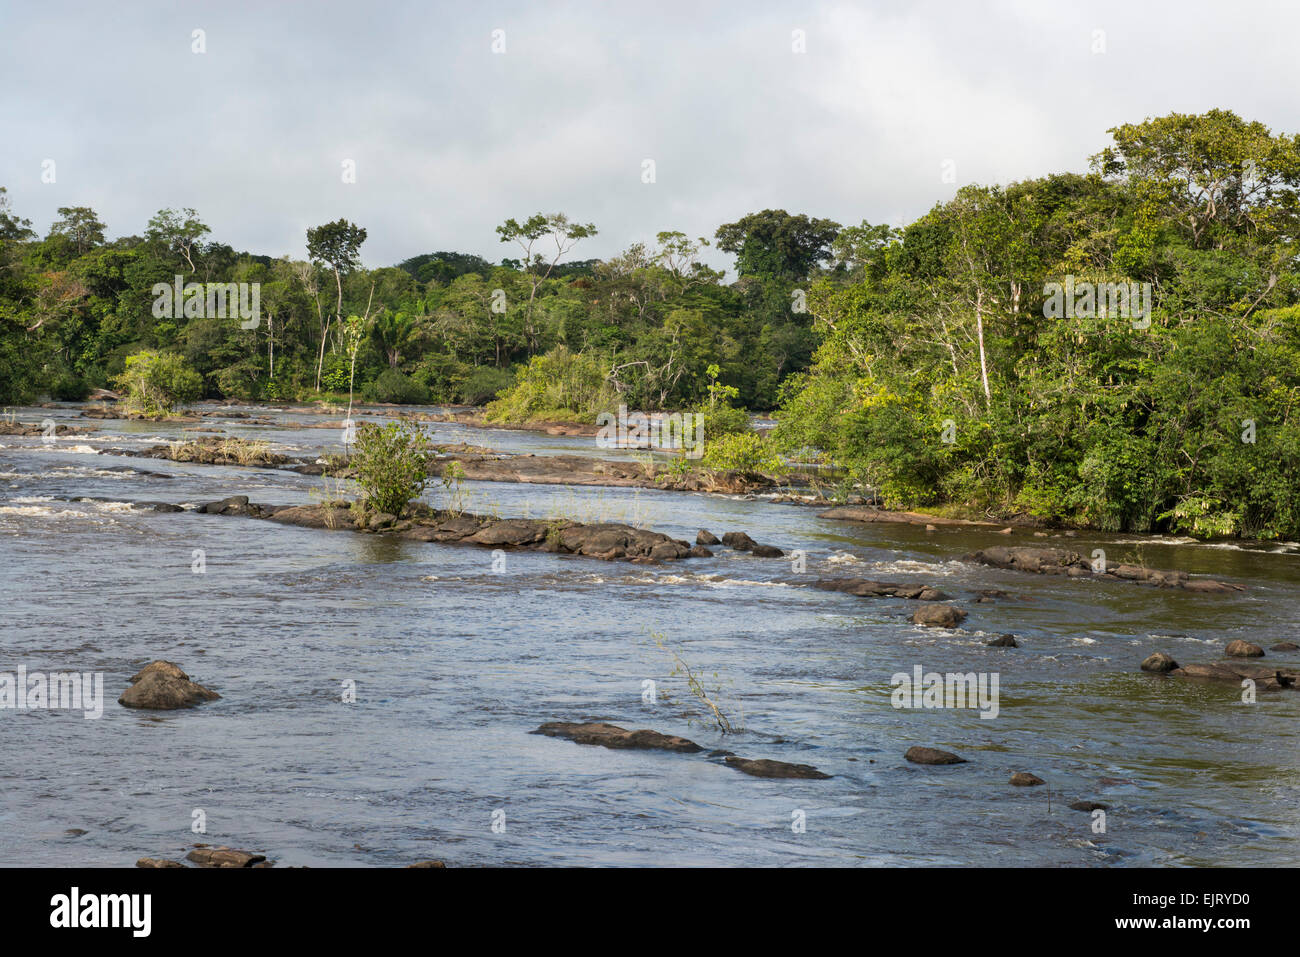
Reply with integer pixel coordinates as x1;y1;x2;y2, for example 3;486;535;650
987;634;1019;648
905;746;966;765
1271;641;1299;651
724;757;830;780
119;661;220;710
911;604;967;628
407;860;448;868
136;858;186;868
532;721;703;753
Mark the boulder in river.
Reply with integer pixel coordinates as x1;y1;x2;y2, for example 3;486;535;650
186;846;268;868
136;858;186;868
750;544;784;558
721;531;759;551
533;721;703;753
1069;800;1109;812
1140;652;1179;673
987;634;1019;648
1010;772;1045;786
119;661;220;710
1164;661;1297;692
912;603;967;628
1225;640;1264;657
905;746;966;765
1270;641;1299;652
724;757;831;780
406;860;448;868
697;529;720;546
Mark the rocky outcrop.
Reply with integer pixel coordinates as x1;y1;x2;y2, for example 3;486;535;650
532;722;703;753
0;421;96;436
819;505;992;528
904;746;966;765
963;546;1244;593
119;661;220;710
724;757;831;780
810;578;949;601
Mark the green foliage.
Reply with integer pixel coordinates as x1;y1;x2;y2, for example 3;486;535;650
365;368;428;404
700;431;784;473
350;420;434;515
485;345;616;423
458;365;514;405
114;350;203;416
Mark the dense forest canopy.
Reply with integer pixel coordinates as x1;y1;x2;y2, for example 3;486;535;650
2;109;1298;538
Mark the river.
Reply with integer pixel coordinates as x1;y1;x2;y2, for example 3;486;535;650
1;402;1297;867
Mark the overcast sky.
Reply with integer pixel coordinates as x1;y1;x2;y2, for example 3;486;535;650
3;0;1297;273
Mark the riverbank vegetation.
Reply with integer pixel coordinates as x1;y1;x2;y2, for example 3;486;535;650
2;110;1297;537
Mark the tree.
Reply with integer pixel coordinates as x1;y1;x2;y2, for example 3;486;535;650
48;206;107;254
146;208;211;274
714;209;841;280
305;219;368;390
496;212;597;355
0;187;35;242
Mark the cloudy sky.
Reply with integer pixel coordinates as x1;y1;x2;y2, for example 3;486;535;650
2;0;1297;272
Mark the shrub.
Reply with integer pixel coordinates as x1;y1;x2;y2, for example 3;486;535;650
700;431;784;473
350;419;434;515
113;350;203;416
365;369;429;405
485;346;617;423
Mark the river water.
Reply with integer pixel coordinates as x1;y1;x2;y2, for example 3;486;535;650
1;403;1297;867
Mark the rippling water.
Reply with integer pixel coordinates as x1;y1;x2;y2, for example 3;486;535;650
1;402;1298;867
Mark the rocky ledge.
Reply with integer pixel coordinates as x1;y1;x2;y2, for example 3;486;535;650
963;546;1244;593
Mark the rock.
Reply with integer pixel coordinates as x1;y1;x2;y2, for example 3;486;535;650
152;502;184;513
696;529;720;546
905;746;966;765
925;524;937;532
688;545;714;558
1140;652;1179;673
1270;641;1299;651
136;858;185;868
407;860;447;868
917;587;949;601
119;661;220;710
987;634;1019;647
186;847;267;868
532;721;703;753
199;494;250;515
721;531;759;551
1010;772;1044;786
724;757;831;780
997;527;1013;535
1225;640;1264;657
468;519;548;546
911;603;967;628
1069;800;1109;812
1169;662;1296;691
750;544;784;558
